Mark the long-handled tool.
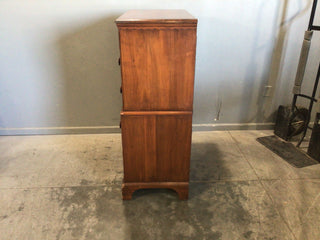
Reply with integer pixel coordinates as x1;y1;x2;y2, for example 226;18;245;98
274;0;320;146
258;0;320;167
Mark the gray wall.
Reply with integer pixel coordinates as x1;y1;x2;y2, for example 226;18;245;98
0;0;320;135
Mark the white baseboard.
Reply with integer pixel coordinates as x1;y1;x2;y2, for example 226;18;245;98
0;123;275;136
192;123;275;131
0;126;121;136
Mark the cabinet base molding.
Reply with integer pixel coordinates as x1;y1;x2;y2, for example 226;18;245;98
122;182;189;200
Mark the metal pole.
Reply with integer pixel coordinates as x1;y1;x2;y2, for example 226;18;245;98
297;62;320;147
308;0;318;31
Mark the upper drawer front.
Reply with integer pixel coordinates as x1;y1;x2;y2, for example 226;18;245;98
119;27;197;111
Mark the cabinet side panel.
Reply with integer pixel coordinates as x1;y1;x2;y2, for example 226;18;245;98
121;113;192;183
121;115;157;182
119;27;196;111
156;114;192;182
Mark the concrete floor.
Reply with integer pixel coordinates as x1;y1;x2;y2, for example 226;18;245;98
0;130;320;240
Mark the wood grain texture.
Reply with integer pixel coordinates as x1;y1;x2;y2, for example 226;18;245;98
118;26;197;111
121;112;192;183
117;10;197;200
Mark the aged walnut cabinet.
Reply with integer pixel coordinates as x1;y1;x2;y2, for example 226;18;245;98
116;10;197;200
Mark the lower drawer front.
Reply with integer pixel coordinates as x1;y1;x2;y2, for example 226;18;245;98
121;111;192;183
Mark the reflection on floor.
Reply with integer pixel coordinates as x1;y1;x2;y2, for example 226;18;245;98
1;131;320;240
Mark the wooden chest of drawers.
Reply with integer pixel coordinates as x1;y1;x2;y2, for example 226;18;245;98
116;10;197;200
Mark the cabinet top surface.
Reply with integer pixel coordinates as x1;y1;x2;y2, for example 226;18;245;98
115;10;197;24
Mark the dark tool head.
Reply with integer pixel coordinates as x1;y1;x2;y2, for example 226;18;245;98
274;105;308;141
